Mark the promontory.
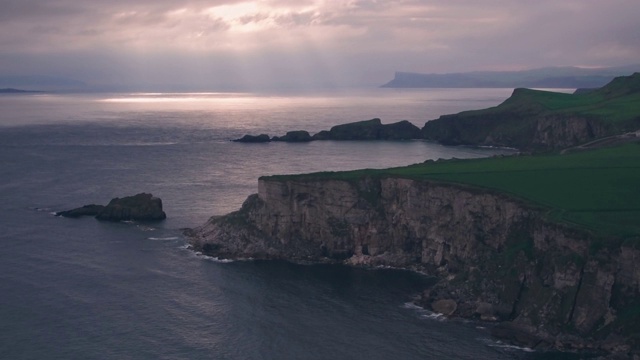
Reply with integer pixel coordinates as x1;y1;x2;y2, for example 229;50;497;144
187;73;640;358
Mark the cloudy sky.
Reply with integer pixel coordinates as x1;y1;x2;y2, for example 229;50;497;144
1;0;639;90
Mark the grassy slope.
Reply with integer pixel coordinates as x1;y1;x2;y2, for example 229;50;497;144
421;73;640;151
266;142;640;238
457;72;640;122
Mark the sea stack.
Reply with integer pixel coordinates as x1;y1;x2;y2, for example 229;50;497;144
57;193;166;221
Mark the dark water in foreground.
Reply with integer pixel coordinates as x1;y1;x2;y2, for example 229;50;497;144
0;90;584;359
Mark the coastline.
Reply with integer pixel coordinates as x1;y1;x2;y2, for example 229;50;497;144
185;174;639;357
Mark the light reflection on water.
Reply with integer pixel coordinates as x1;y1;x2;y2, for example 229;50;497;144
0;88;563;359
0;88;515;130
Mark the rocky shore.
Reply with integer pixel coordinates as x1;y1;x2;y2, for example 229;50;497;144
190;73;640;358
186;176;640;357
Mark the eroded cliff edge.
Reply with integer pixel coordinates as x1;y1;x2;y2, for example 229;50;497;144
187;176;640;355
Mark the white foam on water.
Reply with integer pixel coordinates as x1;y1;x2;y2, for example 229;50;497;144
194;252;234;263
480;338;535;353
402;302;424;310
147;237;179;241
420;312;447;321
402;302;447;322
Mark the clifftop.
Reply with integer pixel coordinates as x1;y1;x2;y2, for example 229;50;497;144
188;145;640;354
422;72;640;151
188;74;640;356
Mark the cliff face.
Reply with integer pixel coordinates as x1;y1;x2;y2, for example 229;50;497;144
421;74;640;152
188;177;640;354
422;109;616;151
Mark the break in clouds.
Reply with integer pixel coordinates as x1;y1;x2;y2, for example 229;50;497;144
1;0;639;89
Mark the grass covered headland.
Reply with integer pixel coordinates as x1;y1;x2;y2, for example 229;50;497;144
421;72;640;150
266;141;640;239
266;73;640;238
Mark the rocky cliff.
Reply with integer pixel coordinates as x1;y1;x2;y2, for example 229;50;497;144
188;176;640;356
421;90;635;152
422;73;640;152
57;193;166;221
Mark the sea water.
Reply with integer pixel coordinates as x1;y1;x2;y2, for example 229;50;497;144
0;89;582;359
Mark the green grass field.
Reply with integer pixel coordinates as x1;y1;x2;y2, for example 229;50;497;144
500;87;640;123
266;142;640;238
459;72;640;123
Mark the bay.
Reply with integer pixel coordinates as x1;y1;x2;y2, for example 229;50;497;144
0;89;577;359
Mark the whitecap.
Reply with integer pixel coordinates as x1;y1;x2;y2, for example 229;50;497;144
194;252;234;263
402;302;447;321
402;302;424;310
481;338;535;353
420;312;447;321
147;237;179;241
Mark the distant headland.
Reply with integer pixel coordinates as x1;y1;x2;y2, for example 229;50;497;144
381;64;640;89
0;88;43;94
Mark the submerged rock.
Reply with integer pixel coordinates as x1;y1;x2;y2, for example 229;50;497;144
57;193;166;221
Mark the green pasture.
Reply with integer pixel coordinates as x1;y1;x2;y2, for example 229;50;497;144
266;142;640;238
460;73;640;123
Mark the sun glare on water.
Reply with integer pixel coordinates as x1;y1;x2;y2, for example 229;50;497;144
99;93;252;103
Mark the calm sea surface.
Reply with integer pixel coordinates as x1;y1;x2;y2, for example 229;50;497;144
0;89;580;359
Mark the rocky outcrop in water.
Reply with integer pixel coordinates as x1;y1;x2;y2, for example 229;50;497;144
233;134;271;143
272;130;313;142
187;176;640;357
313;118;422;140
57;193;166;221
232;118;423;143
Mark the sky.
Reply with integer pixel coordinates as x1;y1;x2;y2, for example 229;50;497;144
1;0;639;90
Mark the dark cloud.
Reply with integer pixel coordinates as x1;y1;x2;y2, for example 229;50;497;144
0;0;638;89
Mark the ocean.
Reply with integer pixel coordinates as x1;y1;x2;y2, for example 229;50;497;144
0;89;580;359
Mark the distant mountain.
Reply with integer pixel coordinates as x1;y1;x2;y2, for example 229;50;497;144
0;88;43;94
0;75;87;91
381;64;640;89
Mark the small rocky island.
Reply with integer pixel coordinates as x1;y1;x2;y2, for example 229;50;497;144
56;193;166;221
234;118;423;143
